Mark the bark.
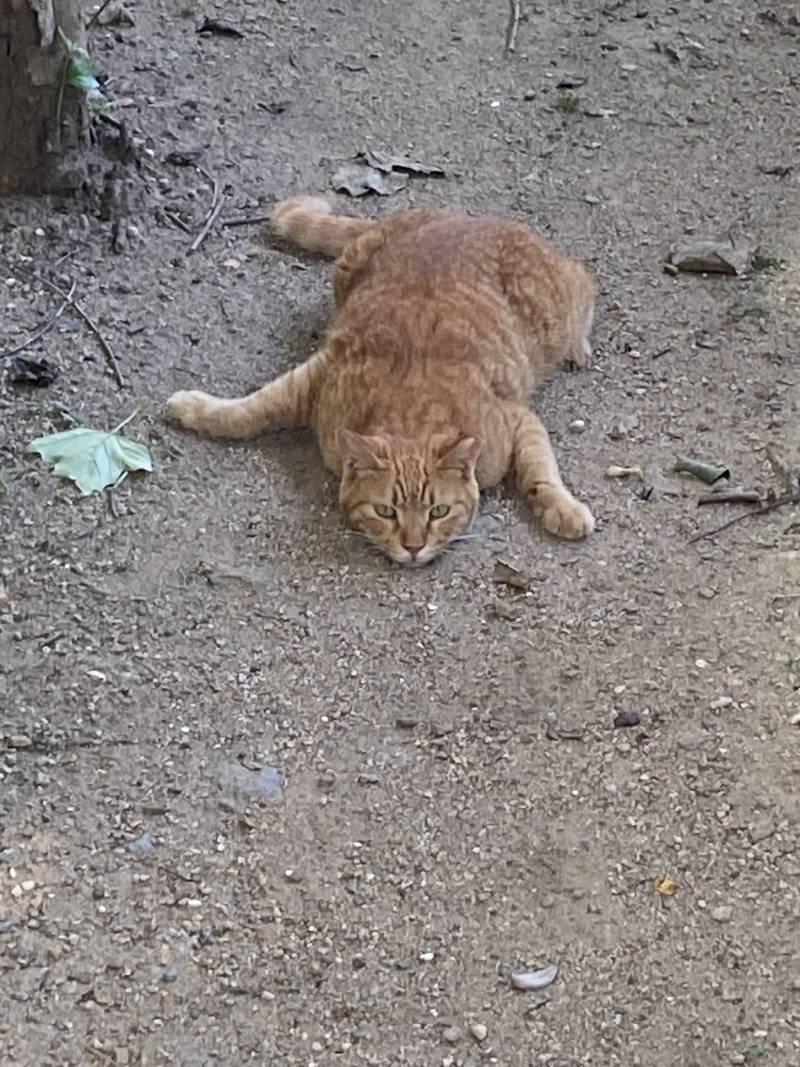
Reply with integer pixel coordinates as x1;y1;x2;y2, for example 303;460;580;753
0;0;88;196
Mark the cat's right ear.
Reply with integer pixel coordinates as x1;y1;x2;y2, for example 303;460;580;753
336;428;389;472
435;435;481;475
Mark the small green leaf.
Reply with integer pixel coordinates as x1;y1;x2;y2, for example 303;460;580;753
556;88;583;112
66;55;100;92
729;300;768;320
57;26;78;52
25;417;152;496
58;25;101;92
674;455;730;485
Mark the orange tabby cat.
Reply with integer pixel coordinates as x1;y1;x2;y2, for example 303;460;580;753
165;196;596;566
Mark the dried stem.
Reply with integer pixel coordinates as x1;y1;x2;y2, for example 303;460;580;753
38;273;125;388
505;0;522;55
189;168;225;253
697;489;761;506
0;279;76;359
689;488;800;543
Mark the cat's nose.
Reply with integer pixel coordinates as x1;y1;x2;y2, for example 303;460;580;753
402;540;425;557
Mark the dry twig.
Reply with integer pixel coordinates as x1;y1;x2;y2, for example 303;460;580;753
222;214;271;228
697;489;761;506
0;279;76;359
689;488;800;543
86;0;115;29
38;273;125;388
505;0;522;55
164;209;193;234
189;168;225;253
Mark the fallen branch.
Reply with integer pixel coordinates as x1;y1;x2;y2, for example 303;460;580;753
38;272;125;388
86;0;115;29
505;0;522;55
189;168;225;254
689;488;800;543
222;214;271;228
0;279;76;359
697;488;761;506
164;209;193;234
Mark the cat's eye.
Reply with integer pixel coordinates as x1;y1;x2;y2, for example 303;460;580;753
429;504;451;519
374;504;397;519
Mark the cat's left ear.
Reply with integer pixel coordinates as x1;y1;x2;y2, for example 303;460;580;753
435;436;481;475
336;427;389;472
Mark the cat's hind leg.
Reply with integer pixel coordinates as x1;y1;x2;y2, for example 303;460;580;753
510;405;594;539
165;351;324;439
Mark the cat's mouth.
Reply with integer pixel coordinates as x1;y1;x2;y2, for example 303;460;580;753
392;546;441;567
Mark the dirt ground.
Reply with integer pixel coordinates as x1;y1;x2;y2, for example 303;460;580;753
2;1;799;1064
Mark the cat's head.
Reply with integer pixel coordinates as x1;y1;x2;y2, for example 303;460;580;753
336;429;481;566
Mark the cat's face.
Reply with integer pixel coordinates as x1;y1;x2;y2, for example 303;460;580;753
337;429;481;566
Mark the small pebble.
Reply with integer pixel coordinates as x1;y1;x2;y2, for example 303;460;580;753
510;963;558;990
127;831;154;857
710;696;733;709
317;769;337;791
711;905;733;923
162;966;178;983
613;711;641;729
698;587;716;600
470;1023;488;1042
568;418;586;433
609;413;639;440
523;89;536;100
442;1026;460;1045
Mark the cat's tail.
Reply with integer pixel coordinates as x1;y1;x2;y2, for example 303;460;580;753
271;195;375;258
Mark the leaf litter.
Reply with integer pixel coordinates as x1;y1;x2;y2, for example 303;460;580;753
332;165;408;198
358;149;445;177
673;455;730;485
25;410;152;495
493;560;532;591
654;875;679;897
332;149;446;197
7;355;58;387
667;238;750;276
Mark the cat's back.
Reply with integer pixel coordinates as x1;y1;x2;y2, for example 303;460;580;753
369;209;561;290
332;208;572;319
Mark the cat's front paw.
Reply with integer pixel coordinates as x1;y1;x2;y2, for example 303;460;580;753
533;488;595;540
164;390;213;431
565;337;592;371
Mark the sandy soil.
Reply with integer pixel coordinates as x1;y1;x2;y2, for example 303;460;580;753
1;1;799;1065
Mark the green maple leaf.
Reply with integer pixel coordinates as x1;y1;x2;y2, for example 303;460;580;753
25;412;152;495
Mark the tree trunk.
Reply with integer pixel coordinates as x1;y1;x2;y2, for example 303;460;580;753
0;0;88;196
